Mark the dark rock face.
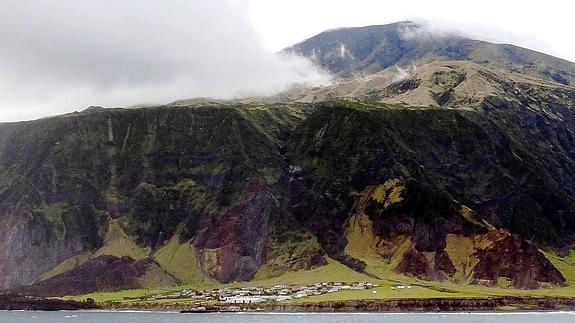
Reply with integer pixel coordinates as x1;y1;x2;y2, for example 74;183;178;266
385;79;421;95
0;294;99;311
396;247;457;281
194;179;273;282
21;256;176;297
288;103;575;252
473;230;566;289
0;208;88;289
335;177;565;288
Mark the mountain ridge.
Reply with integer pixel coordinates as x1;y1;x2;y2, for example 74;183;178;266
284;21;575;86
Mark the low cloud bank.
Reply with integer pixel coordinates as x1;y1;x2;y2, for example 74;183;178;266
0;0;329;122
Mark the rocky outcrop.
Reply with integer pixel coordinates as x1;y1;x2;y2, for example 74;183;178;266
473;230;566;289
338;178;565;288
0;208;88;289
396;247;456;281
0;294;99;311
194;179;272;283
21;256;177;297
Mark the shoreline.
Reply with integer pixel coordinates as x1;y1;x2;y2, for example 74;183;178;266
3;294;575;313
106;296;575;313
0;294;99;311
3;309;575;315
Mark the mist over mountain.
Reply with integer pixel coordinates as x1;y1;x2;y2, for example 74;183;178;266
0;0;328;122
284;21;575;85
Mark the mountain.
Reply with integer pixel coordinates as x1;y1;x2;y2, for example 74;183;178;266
284;21;575;86
2;21;575;298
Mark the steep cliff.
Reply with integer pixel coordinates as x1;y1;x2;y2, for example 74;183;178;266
0;104;323;290
0;99;572;295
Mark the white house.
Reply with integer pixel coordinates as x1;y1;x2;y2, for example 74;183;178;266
223;296;265;304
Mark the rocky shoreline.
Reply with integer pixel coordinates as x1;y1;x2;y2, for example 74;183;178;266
100;296;575;313
265;297;575;312
2;293;575;312
0;294;99;311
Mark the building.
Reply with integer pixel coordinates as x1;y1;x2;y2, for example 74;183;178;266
223;296;265;304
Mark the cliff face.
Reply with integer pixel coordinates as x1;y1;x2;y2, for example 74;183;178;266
286;102;574;288
0;98;572;295
0;104;324;290
289;103;575;248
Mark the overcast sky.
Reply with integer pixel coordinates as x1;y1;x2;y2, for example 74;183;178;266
1;0;574;122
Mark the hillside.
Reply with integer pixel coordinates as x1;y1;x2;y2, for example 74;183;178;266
1;21;575;301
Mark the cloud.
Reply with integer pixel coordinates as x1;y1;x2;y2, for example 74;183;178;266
0;0;329;122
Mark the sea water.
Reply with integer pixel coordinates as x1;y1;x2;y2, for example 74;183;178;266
1;311;574;323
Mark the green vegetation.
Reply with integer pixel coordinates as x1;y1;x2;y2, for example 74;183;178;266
254;226;324;281
65;260;575;307
250;258;377;287
545;251;575;285
93;220;148;260
36;253;92;282
152;234;212;285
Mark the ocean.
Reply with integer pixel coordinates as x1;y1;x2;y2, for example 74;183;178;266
1;311;574;323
